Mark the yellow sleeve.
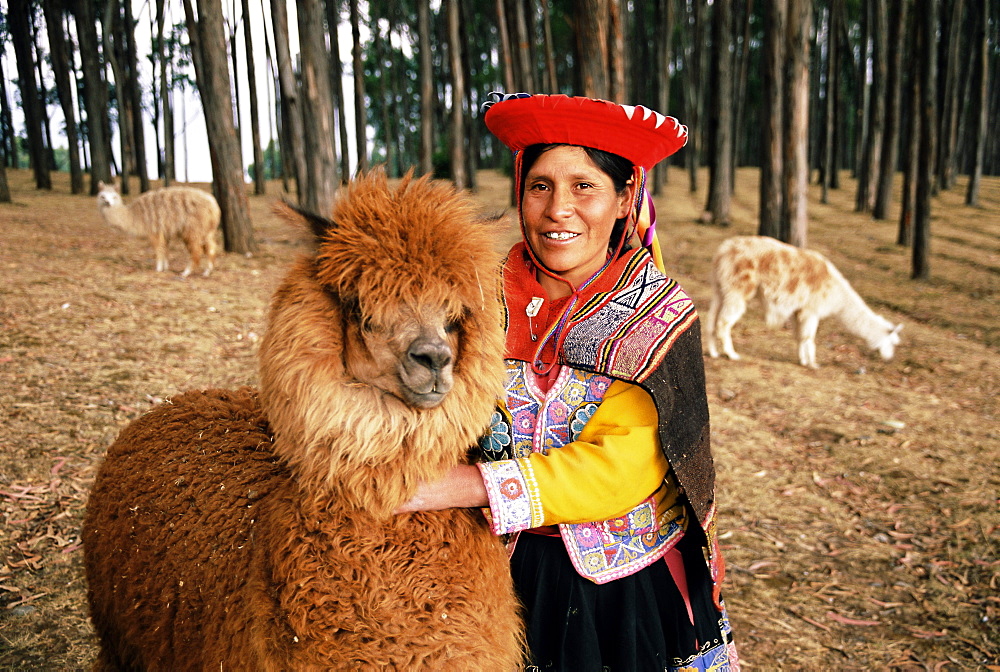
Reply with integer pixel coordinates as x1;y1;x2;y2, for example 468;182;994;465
477;380;669;532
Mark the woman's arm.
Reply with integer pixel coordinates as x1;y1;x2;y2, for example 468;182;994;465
395;464;488;513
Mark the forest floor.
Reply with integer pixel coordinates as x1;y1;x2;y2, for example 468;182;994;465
0;166;997;670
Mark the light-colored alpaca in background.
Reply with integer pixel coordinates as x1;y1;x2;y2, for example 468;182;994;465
82;170;524;670
96;181;221;277
705;235;902;368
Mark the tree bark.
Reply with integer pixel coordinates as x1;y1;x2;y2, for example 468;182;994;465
912;0;937;279
156;0;175;185
704;0;733;227
541;0;559;93
242;0;265;194
325;1;351;183
123;0;150;192
855;0;886;213
0;56;16;168
446;0;467;189
873;0;908;219
965;0;988;206
576;0;610;98
897;7;919;247
782;0;810;247
821;0;839;204
609;0;626;102
9;0;51;189
496;0;515;93
102;1;134;194
936;0;964;191
42;0;84;193
652;0;674;193
513;0;536;93
183;0;257;254
0;161;9;201
297;0;339;213
759;0;785;237
418;0;434;174
270;0;306;199
72;0;112;193
350;0;369;172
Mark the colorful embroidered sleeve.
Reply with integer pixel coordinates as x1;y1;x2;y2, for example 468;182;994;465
477;380;669;534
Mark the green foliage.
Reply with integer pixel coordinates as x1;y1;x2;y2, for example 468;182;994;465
248;139;282;181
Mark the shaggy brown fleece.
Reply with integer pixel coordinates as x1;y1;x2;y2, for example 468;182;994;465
83;170;523;670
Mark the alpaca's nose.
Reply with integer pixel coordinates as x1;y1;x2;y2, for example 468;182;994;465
407;338;453;373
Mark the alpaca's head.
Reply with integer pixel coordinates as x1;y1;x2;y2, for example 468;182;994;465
259;169;506;514
872;321;903;360
96;181;122;212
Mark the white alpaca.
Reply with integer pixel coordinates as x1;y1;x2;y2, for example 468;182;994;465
705;236;902;368
96;181;222;277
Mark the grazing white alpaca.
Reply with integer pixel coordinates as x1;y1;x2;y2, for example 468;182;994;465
705;236;902;368
96;181;221;277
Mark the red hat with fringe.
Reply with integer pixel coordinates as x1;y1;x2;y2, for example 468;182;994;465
482;92;688;170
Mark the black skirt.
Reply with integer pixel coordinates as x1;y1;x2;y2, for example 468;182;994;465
510;532;728;672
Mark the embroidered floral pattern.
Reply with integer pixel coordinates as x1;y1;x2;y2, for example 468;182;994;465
479;407;513;461
477;459;542;533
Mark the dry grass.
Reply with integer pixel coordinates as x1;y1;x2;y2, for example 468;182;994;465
0;166;996;670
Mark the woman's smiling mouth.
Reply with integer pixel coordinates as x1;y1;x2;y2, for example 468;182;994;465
544;231;579;240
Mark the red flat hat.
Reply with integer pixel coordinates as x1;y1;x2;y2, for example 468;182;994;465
483;93;688;170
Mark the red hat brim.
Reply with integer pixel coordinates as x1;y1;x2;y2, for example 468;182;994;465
483;94;688;170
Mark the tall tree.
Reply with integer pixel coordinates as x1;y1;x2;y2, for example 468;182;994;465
446;0;467;189
936;0;965;190
965;0;988;206
183;0;257;255
242;0;265;195
0;48;16;168
418;0;434;174
704;0;734;227
576;0;611;98
759;0;785;236
495;0;515;93
9;0;51;189
102;1;135;193
350;0;369;172
72;0;112;192
155;0;175;185
0;160;9;201
897;7;920;247
873;0;908;219
297;0;339;213
820;0;840;205
912;0;937;279
782;0;810;246
855;0;886;213
652;0;674;193
325;1;351;182
42;0;84;193
270;0;306;199
122;0;149;192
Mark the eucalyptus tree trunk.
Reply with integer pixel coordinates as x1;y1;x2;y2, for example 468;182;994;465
782;0;810;247
156;0;175;185
936;0;964;191
609;0;625;102
0;162;9;201
759;0;785;237
820;0;839;205
541;0;559;93
325;1;351;183
183;0;257;255
0;56;16;168
495;0;515;92
123;0;149;192
704;0;734;227
897;9;920;247
270;0;305;199
685;0;704;193
242;0;265;194
418;0;434;174
513;0;536;93
855;0;886;213
350;0;369;172
965;0;988;206
297;0;339;213
72;0;112;193
873;0;908;219
42;0;84;193
652;0;674;194
102;1;134;194
9;0;51;189
912;0;937;280
576;0;611;98
446;0;467;189
29;14;57;171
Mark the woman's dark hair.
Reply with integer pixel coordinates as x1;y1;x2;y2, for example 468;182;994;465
519;143;635;253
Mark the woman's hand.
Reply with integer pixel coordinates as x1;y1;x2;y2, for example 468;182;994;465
395;464;489;513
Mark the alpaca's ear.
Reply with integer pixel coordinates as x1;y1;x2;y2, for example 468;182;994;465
97;180;105;190
274;200;336;243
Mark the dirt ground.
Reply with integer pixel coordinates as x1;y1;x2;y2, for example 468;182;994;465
0;165;996;670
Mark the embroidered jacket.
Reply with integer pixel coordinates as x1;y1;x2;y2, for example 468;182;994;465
477;244;725;603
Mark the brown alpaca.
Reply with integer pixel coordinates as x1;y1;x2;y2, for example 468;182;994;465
96;181;221;277
705;235;902;368
83;170;524;670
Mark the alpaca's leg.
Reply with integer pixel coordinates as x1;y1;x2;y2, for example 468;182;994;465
202;234;217;277
152;234;168;272
181;233;201;279
705;290;721;358
716;295;747;361
795;312;820;368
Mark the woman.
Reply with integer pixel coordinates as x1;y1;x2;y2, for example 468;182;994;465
399;93;739;671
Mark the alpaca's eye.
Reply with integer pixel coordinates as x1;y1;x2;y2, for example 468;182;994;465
444;319;461;334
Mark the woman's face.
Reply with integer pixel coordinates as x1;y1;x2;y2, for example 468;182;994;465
521;145;633;291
